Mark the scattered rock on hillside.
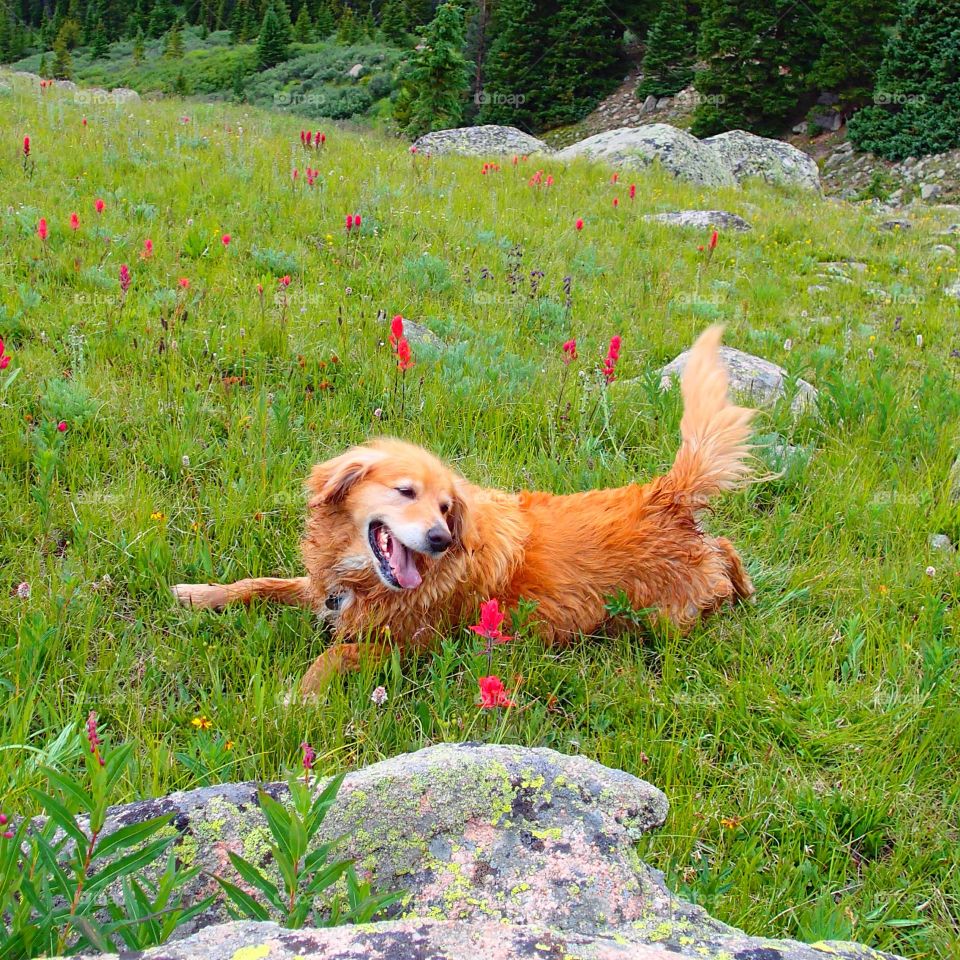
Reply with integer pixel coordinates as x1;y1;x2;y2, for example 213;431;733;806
644;210;752;232
110;87;140;103
880;219;912;231
555;124;735;187
53;79;77;91
929;534;954;552
661;345;817;415
58;743;904;960
346;63;364;79
945;280;960;299
379;311;442;348
702;129;822;192
412;125;550;156
951;456;960;503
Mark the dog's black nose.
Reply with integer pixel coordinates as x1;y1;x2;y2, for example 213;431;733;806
427;525;453;552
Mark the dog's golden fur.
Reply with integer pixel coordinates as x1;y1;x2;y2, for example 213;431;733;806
173;326;757;695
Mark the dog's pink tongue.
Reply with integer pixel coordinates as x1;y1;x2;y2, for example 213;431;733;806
391;541;422;589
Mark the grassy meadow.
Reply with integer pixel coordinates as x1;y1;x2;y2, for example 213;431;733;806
1;80;960;957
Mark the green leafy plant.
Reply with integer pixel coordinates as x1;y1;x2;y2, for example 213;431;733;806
0;715;212;959
213;744;402;928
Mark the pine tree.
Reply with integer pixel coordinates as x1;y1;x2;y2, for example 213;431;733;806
312;0;334;36
52;34;73;77
335;5;361;43
293;3;313;40
399;0;472;137
379;0;408;43
807;0;896;99
848;0;960;159
148;0;176;37
477;0;541;128
90;19;109;57
38;52;49;75
255;3;289;66
132;26;145;62
637;0;696;99
539;0;621;126
163;16;184;57
690;0;819;137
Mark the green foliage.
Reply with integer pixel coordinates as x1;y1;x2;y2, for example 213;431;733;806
215;771;402;926
637;0;695;100
379;0;408;44
691;0;819;137
51;36;73;78
132;27;145;64
0;722;212;957
256;3;290;69
848;0;960;160
397;0;471;137
163;18;184;59
293;4;314;42
313;0;336;39
335;5;363;44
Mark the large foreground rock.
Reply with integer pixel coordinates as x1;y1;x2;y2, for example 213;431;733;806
661;345;817;414
703;129;822;192
555;124;735;187
57;743;902;960
412;125;550;156
644;210;752;232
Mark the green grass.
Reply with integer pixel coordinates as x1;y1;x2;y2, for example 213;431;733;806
2;78;960;959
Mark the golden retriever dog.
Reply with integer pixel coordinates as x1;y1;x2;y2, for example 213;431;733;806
173;326;757;696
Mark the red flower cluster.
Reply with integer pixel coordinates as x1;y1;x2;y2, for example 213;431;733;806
300;130;326;147
37;218;47;241
389;314;404;349
602;335;622;384
70;212;80;231
95;198;105;215
86;710;105;767
709;229;719;250
0;338;12;371
469;598;513;645
22;135;30;157
119;263;131;292
481;161;500;175
278;275;291;288
390;315;414;370
629;183;636;200
612;197;619;208
305;167;318;186
610;172;619;184
562;338;578;364
478;676;515;709
575;218;584;232
345;213;362;232
143;238;154;258
528;170;552;188
222;233;231;247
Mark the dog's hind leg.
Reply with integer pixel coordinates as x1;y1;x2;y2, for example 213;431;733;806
172;576;315;611
714;537;755;601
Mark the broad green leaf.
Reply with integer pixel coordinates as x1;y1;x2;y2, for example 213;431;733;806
92;813;173;862
85;835;175;896
258;791;294;860
28;787;88;847
213;874;272;922
41;765;95;814
226;850;285;912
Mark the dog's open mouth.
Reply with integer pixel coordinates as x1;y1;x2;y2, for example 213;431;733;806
368;521;423;590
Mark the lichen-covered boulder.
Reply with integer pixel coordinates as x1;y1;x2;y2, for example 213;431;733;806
555;124;735;187
71;918;907;960
702;129;822;192
644;210;752;232
661;345;817;415
110;87;140;103
411;125;550;156
61;744;905;960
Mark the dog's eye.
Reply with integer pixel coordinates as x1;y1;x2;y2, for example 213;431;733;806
395;486;416;499
440;502;450;515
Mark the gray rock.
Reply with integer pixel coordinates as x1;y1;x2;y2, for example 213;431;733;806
811;112;842;132
921;183;942;201
945;280;960;299
880;219;912;231
932;244;956;257
53;79;77;91
661;345;817;415
929;534;954;552
411;125;550;156
702;129;822;192
643;210;752;232
951;455;960;503
110;87;140;103
380;313;442;348
555;125;735;187
56;744;904;960
656;96;672;109
346;62;364;79
640;93;658;114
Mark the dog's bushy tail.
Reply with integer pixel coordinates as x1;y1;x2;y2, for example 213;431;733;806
665;325;757;508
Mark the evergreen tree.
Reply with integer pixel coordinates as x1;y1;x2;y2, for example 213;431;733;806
163;16;184;56
148;0;176;37
52;34;73;77
379;0;407;43
38;52;49;75
231;59;246;98
478;0;541;128
405;0;431;27
399;0;472;137
58;16;82;47
848;0;960;159
293;2;313;39
807;0;896;99
132;26;145;62
539;0;621;126
255;2;288;66
690;0;819;137
90;18;109;57
637;0;696;99
335;4;361;43
312;0;334;36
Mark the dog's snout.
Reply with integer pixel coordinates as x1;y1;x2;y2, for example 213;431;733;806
427;524;452;552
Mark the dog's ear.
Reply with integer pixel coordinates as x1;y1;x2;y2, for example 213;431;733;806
447;478;474;548
307;447;383;507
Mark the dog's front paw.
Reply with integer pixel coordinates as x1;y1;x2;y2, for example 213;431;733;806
171;583;228;610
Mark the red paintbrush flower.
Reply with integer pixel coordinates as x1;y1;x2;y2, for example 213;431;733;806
709;229;719;250
222;233;231;247
70;212;80;231
612;197;619;207
562;339;577;364
0;338;11;371
629;183;636;200
469;598;513;644
95;198;105;214
395;335;414;371
575;218;584;232
119;263;131;292
143;238;153;258
478;675;515;709
37;217;47;241
610;172;619;184
22;135;30;157
278;275;291;287
602;334;622;384
390;314;404;348
345;214;354;232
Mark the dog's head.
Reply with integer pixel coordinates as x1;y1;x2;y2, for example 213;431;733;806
307;438;470;592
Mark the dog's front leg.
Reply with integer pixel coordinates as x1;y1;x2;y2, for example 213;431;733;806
172;576;315;610
299;642;389;698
